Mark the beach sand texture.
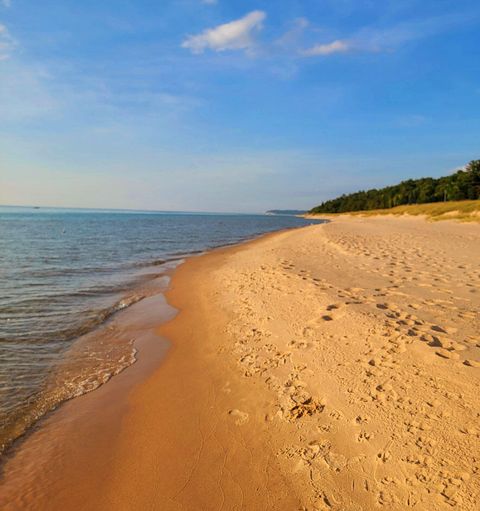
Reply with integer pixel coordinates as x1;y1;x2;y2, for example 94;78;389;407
1;217;479;510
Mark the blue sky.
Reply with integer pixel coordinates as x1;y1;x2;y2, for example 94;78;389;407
1;0;479;212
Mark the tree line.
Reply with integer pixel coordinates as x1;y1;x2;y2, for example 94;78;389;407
309;160;480;214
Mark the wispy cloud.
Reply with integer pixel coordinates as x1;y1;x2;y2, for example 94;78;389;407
352;13;474;52
0;23;15;60
0;61;60;120
300;11;478;58
181;9;475;63
182;10;266;54
302;39;349;57
1;0;11;8
201;0;217;4
274;17;309;49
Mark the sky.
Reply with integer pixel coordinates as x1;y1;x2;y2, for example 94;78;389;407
0;0;479;212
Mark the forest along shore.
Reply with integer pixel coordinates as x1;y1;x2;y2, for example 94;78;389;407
1;216;479;511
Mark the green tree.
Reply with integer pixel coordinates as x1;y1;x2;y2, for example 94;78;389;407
309;160;480;214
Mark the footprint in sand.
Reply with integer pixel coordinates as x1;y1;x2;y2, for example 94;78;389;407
431;325;448;334
356;431;374;442
355;415;370;424
289;339;310;350
326;304;340;311
464;359;480;368
228;409;249;425
376;450;392;463
435;349;460;360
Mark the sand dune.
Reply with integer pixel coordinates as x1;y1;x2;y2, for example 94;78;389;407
1;216;479;510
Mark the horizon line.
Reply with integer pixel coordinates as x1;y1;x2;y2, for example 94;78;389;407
0;203;272;216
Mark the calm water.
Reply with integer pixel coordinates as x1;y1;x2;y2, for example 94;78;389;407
0;206;317;454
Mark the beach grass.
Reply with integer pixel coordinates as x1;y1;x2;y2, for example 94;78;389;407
307;199;480;222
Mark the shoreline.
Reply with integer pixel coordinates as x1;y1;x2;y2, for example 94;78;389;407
0;291;175;508
0;222;312;464
0;266;175;459
2;216;479;510
0;226;306;509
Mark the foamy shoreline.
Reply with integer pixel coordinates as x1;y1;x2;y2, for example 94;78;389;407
0;210;312;463
1;217;479;510
0;226;305;506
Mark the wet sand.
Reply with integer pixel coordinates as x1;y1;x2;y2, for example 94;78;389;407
2;217;480;510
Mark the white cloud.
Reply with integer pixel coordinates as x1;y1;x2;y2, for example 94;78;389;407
201;0;217;4
182;10;266;54
302;39;350;57
1;0;12;8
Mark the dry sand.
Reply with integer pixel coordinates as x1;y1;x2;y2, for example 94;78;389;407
1;216;479;510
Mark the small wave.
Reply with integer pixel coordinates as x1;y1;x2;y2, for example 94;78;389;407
0;289;150;455
0;284;140;312
131;258;166;268
168;249;204;257
0;339;138;456
150;259;167;266
132;255;190;268
115;294;145;310
0;293;146;344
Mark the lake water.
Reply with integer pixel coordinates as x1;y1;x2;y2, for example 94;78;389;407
0;207;318;454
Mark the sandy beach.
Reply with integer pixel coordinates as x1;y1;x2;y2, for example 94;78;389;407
2;216;480;510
